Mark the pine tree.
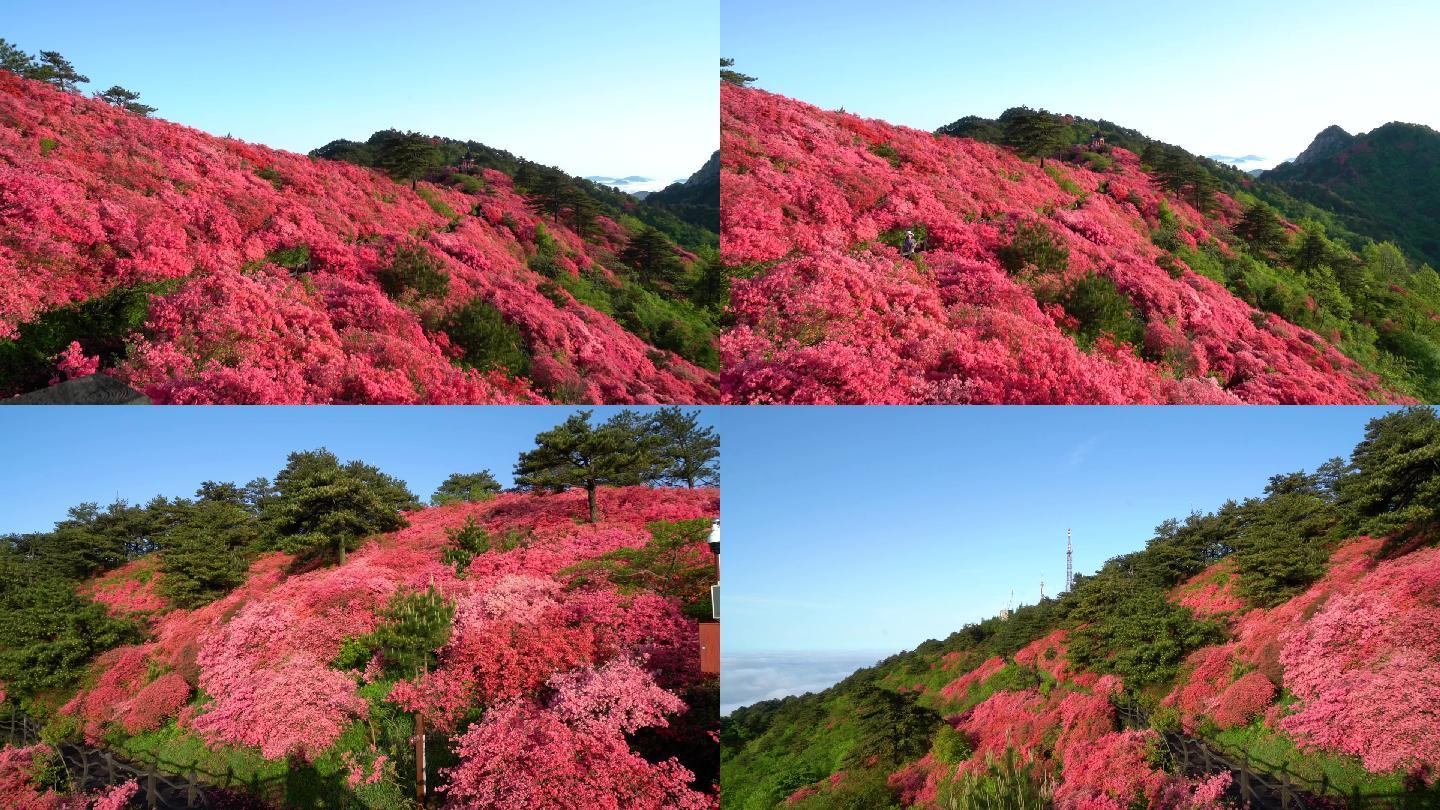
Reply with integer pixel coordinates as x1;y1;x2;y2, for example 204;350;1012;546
514;411;660;522
36;51;88;92
376;132;442;190
98;85;156;117
0;39;36;76
431;471;502;505
1235;202;1289;253
619;227;684;286
262;448;417;565
1001;107;1068;167
158;500;258;608
720;58;756;87
648;407;719;488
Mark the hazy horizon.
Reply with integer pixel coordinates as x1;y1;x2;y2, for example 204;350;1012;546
722;0;1440;172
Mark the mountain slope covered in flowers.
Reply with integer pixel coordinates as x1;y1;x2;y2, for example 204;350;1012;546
0;71;717;403
721;407;1440;809
3;486;719;809
719;84;1431;404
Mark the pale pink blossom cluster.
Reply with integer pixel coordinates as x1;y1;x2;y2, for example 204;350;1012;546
0;71;715;403
719;83;1407;404
1279;546;1440;778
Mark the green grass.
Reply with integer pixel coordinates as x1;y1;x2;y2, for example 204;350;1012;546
39;137;57;156
1044;164;1085;196
415;186;458;220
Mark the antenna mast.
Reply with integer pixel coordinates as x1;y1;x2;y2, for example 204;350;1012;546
1066;528;1074;592
1040;575;1045;602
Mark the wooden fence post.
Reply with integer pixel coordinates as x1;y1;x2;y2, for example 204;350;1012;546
147;762;158;808
1240;752;1251;804
1280;766;1291;810
78;747;91;791
188;765;199;807
105;750;116;786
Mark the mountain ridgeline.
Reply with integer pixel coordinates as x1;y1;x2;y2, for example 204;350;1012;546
722;406;1440;809
310;132;718;251
1261;122;1440;270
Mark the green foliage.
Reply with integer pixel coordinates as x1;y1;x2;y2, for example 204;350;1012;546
1235;202;1290;253
375;131;442;189
1056;273;1144;349
1068;587;1225;687
868;142;903;168
1232;472;1339;607
261;448;417;566
255;166;284;190
1338;406;1440;546
619;227;685;287
264;244;310;271
1000;107;1068;166
414;186;457;220
0;280;175;396
0;560;144;696
720;58;756;87
441;516;493;575
931;724;974;765
430;471;502;506
647;406;720;488
39;136;56;156
611;283;720;370
369;585;454;679
376;242;449;303
1043;164;1084;196
996;221;1068;276
845;685;943;769
157;500;258;608
438;298;530;376
562;518;717;619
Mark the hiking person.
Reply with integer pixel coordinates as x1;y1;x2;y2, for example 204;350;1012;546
900;230;917;257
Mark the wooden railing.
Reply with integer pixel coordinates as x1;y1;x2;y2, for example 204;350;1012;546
1114;699;1413;810
0;712;256;809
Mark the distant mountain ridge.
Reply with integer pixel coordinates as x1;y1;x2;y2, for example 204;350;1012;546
1263;121;1440;267
641;150;719;233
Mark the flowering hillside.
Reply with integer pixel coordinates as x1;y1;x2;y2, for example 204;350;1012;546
721;408;1440;808
0;71;717;403
719;84;1414;404
5;486;719;809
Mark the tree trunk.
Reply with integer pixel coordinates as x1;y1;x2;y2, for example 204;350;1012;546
338;537;346;567
415;714;427;808
587;485;598;523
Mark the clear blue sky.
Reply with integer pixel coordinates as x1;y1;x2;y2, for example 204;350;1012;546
722;0;1440;170
0;406;719;535
3;0;717;183
710;406;1396;655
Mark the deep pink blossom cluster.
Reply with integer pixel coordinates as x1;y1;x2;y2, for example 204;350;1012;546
0;72;715;403
719;83;1407;404
937;655;1005;705
1014;630;1070;681
1278;545;1440;778
81;558;166;618
1172;561;1244;619
1056;730;1230;810
439;660;711;809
